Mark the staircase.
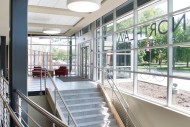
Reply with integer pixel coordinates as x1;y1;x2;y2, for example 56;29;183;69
57;88;120;127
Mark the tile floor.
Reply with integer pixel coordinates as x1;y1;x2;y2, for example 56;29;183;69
27;76;97;92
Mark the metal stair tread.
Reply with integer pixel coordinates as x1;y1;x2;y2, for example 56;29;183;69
65;107;109;113
59;88;99;94
60;101;106;107
74;113;113;120
77;118;116;127
59;91;101;97
62;96;104;102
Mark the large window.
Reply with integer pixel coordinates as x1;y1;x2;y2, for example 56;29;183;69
93;0;190;114
28;36;77;75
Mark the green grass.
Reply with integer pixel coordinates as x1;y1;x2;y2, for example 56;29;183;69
138;64;190;71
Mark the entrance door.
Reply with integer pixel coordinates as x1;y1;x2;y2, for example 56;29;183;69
81;46;89;78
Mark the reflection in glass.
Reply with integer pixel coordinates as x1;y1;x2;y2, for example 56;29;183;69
102;23;114;35
116;51;131;66
103;35;113;51
116;28;134;50
97;39;101;52
137;18;168;48
102;52;113;67
116;14;133;31
96;28;100;38
138;0;167;23
173;12;190;44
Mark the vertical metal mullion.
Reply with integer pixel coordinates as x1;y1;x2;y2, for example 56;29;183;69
93;23;97;81
133;0;138;95
78;44;80;77
113;9;117;84
69;37;72;75
167;0;173;106
86;46;88;78
100;17;103;84
49;36;52;70
81;48;84;78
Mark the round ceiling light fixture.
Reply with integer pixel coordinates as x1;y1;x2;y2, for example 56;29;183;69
43;29;61;34
67;0;101;12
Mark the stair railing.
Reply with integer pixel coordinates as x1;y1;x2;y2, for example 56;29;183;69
95;67;142;127
0;93;24;127
0;71;68;127
28;68;77;126
14;101;41;127
44;70;78;127
0;72;24;127
16;89;68;127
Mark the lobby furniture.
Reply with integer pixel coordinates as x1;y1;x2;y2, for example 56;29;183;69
32;66;47;77
55;66;68;77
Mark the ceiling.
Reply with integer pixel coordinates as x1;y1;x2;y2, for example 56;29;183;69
28;0;127;36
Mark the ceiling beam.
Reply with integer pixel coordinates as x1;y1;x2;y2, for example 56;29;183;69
28;5;89;17
28;32;66;36
28;23;73;29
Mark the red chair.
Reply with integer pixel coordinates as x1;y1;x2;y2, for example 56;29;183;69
32;66;47;77
55;66;68;77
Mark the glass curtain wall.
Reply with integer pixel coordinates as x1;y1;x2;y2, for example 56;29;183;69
94;0;190;113
28;36;77;75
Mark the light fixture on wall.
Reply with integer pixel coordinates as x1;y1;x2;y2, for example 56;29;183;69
43;29;61;34
67;0;101;12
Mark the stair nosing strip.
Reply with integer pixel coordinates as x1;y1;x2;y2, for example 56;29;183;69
59;91;101;96
74;113;113;120
60;97;104;102
60;102;106;107
62;107;109;113
78;119;116;126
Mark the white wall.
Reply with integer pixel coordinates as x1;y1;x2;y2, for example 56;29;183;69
0;0;9;44
106;88;190;127
29;95;52;127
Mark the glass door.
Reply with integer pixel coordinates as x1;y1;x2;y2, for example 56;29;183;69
81;46;89;78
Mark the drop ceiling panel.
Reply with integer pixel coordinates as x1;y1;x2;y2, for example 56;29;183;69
28;12;50;24
56;16;82;25
29;0;68;9
38;0;59;7
28;26;69;33
28;27;43;32
28;0;40;5
28;12;82;25
54;0;68;9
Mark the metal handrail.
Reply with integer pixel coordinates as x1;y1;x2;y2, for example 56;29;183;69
0;72;9;85
95;67;141;127
45;70;78;127
0;93;24;127
16;89;68;127
15;101;41;127
104;69;130;108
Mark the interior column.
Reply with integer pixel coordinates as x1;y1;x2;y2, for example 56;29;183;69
10;0;28;126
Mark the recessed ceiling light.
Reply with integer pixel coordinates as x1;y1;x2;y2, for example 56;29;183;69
43;29;61;34
67;0;101;12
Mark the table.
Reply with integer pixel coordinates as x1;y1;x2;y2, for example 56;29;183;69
47;69;54;76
